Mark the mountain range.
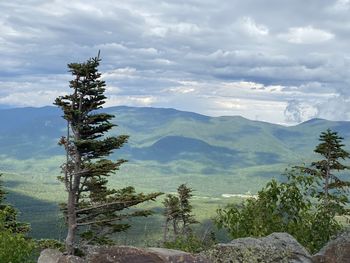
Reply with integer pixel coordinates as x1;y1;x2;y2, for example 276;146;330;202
1;105;350;239
1;105;349;195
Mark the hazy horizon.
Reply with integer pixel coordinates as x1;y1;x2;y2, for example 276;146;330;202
0;103;343;127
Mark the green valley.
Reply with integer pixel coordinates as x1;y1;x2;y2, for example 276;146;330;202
0;106;349;242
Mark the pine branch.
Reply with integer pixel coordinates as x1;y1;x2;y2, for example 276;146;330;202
76;196;158;214
76;215;129;226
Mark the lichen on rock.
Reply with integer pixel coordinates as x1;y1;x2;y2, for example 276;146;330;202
202;232;312;263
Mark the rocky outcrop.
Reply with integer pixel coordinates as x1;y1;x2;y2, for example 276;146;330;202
39;246;209;263
147;247;209;263
312;231;350;263
57;255;86;263
86;246;209;263
202;232;312;263
39;233;320;263
38;249;86;263
38;249;63;263
86;246;164;263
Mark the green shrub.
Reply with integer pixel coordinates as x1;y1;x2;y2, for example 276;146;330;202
0;199;36;263
36;239;65;252
215;169;342;253
0;228;36;263
164;232;215;253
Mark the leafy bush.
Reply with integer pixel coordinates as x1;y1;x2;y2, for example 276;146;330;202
215;169;343;253
0;175;36;262
35;239;65;252
0;217;36;263
164;232;216;253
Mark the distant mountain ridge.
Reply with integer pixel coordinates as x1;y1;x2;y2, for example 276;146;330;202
3;105;350;240
0;105;349;161
0;105;349;192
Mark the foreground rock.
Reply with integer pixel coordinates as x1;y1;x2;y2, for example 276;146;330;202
39;246;209;263
86;246;163;263
313;231;350;263
38;249;88;263
202;232;312;263
38;249;63;263
148;247;209;263
86;246;209;263
58;256;86;263
39;233;314;263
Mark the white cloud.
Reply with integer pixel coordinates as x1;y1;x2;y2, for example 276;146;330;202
106;95;157;107
102;67;137;80
315;96;350;121
284;100;318;123
146;20;201;38
331;0;350;12
0;90;64;107
278;26;334;44
238;17;269;37
165;87;196;94
208;97;287;124
0;0;349;123
153;58;175;65
214;99;245;110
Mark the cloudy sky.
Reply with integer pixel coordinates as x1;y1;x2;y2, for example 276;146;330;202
1;0;350;124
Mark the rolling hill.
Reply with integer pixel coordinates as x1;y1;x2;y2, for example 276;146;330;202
1;106;350;185
0;106;349;239
1;106;349;175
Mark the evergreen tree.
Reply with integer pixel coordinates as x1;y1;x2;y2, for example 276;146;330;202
54;53;162;254
0;174;30;234
162;184;197;243
163;194;180;243
177;184;198;237
0;174;4;202
299;129;350;212
0;174;34;263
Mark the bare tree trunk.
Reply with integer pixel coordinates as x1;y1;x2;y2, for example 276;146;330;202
65;119;81;255
173;219;178;241
163;219;169;244
325;167;330;205
66;190;77;255
324;157;330;206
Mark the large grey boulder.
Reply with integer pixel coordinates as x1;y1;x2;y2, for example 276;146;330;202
202;232;312;263
38;249;63;263
37;249;85;263
313;231;350;263
58;255;86;263
85;245;209;263
147;247;210;262
39;246;208;263
86;246;164;263
57;255;86;263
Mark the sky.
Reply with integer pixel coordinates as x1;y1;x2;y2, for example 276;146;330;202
1;0;350;125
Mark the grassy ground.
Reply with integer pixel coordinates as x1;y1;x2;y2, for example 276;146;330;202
2;169;248;244
0;156;305;245
3;165;350;247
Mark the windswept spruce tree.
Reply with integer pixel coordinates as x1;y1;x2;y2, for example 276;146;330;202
54;53;162;255
299;129;350;211
163;184;197;243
